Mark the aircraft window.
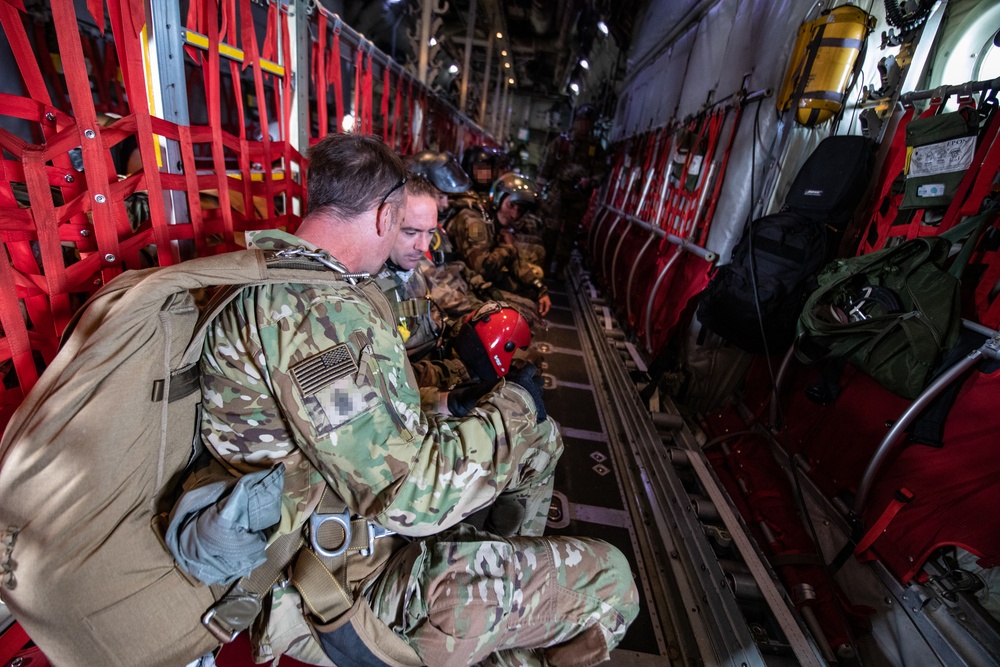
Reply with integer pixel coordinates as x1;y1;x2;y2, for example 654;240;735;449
932;4;1000;111
973;29;1000;81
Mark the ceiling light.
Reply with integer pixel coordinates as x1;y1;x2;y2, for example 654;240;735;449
504;62;510;69
429;37;437;46
597;21;609;36
501;50;508;57
496;32;503;39
448;64;459;74
580;59;589;70
508;78;515;85
341;114;355;132
569;82;580;94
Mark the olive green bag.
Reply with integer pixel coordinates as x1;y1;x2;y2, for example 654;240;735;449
796;212;991;399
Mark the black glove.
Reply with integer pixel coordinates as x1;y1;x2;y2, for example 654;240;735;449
505;363;547;422
447;381;494;417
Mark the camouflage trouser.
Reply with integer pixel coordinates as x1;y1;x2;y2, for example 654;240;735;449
254;416;572;664
367;524;640;667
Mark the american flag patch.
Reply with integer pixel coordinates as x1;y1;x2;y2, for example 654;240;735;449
290;344;358;396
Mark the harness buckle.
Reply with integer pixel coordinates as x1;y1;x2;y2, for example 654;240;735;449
361;522;396;557
201;592;262;643
309;509;352;558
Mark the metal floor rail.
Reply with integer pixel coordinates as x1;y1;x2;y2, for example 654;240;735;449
566;256;827;667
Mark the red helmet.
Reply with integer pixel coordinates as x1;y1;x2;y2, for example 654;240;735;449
453;302;531;382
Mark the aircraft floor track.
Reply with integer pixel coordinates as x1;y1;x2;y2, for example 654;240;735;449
536;282;667;664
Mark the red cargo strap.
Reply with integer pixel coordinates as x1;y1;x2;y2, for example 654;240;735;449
856;100;940;254
362;49;374;135
354;44;363;132
855;488;915;557
315;10;328;136
697;105;742;244
381;64;391;143
330;25;344;131
238;0;276;221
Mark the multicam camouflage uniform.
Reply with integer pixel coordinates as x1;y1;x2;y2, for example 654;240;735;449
448;204;547;305
200;229;638;666
538;133;606;273
503;211;547;268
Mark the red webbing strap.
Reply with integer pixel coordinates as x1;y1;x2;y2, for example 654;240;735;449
889;97;979;242
940;103;1000;229
647;127;675;227
381;63;390;142
330;26;344;132
681;109;725;238
229;54;255;228
220;0;236;45
391;71;402;148
280;6;294;206
0;235;38;393
859;101;943;253
202;0;236;247
363;50;374;135
855;488;915;558
260;0;276;62
52;0;121;286
354;45;362;132
106;0;174;264
315;11;328;137
637;129;666;220
697;105;743;245
185;0;205;65
238;0;275;221
0;7;46;106
177;124;206;253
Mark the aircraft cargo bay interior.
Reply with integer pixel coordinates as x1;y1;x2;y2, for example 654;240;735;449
1;0;1000;665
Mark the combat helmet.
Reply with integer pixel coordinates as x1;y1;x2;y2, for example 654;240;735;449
452;301;531;383
461;145;510;192
490;173;540;211
408;151;471;194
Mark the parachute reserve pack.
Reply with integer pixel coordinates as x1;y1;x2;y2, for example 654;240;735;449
0;249;356;667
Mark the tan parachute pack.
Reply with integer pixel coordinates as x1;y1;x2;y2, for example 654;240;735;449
0;248;359;667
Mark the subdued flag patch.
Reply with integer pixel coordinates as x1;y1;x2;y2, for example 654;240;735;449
290;344;358;396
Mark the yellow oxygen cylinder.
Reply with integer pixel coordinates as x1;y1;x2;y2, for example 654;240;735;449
776;4;875;127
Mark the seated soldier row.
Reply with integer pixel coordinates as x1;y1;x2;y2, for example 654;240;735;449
375;148;556;418
165;133;638;667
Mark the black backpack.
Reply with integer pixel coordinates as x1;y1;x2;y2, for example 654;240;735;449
697;211;828;354
697;136;876;354
785;134;876;237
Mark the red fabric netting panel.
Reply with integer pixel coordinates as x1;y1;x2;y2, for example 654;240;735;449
0;0;303;429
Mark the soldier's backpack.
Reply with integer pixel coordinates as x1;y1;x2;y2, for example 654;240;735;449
785;134;876;236
696;135;876;354
0;249;351;667
697;210;828;354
